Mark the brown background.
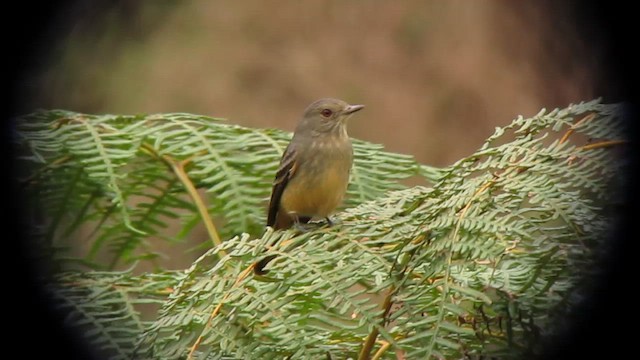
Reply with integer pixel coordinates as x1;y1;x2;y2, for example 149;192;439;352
17;1;614;269
20;1;610;167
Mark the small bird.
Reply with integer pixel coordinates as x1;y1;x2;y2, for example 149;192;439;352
254;98;364;274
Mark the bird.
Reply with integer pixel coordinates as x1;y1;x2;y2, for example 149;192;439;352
254;98;364;274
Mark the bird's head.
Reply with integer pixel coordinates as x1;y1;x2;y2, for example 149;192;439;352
297;98;365;136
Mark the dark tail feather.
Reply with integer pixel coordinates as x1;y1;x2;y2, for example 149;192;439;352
254;254;278;275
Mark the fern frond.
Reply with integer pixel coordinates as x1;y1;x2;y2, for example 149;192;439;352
18;111;424;267
132;99;625;359
48;270;180;359
21;99;626;359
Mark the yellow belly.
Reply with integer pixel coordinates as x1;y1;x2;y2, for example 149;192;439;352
280;165;350;218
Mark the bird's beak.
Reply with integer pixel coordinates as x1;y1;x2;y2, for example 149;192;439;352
344;104;365;114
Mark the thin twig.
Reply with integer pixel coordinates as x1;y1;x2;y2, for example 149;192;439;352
578;139;625;151
358;286;396;360
371;341;392;360
357;230;429;360
169;159;223;250
140;143;223;250
20;154;73;187
559;113;596;144
187;264;255;359
425;179;493;357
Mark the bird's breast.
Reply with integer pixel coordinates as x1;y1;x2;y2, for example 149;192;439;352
280;138;353;218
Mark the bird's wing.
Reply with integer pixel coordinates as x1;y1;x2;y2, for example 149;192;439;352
267;143;298;227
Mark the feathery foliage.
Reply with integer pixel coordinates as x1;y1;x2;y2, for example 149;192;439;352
18;111;424;268
18;99;625;359
47;270;180;359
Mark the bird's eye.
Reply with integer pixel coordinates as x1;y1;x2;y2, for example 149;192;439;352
321;109;333;117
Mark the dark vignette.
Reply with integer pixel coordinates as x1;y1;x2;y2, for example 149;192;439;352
530;2;637;360
7;2;114;359
5;1;637;359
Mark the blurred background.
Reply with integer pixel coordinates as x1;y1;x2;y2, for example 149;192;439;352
13;0;622;270
7;3;632;358
17;0;613;167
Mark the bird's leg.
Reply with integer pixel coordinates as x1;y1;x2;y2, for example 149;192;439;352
292;215;313;232
324;216;342;227
293;222;308;232
325;217;333;226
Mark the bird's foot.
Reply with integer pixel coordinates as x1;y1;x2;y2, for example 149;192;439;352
293;222;314;233
325;216;341;227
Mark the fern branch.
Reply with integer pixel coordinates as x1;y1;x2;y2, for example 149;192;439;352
77;115;143;234
169;157;223;250
18;99;627;359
